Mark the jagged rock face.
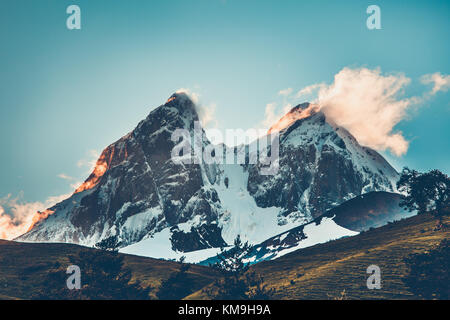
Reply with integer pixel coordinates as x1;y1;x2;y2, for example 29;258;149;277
248;107;398;220
18;96;399;260
170;223;227;252
19;93;224;250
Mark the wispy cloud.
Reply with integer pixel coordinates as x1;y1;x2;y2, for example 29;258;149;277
0;148;103;240
263;102;279;128
58;173;82;191
269;67;443;156
296;83;325;99
278;88;293;96
316;67;413;156
57;173;74;181
176;88;218;128
0;192;70;240
421;72;450;95
76;149;99;172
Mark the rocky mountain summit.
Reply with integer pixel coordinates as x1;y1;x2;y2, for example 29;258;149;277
18;93;401;262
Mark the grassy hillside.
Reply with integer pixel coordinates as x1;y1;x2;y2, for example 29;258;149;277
0;240;220;300
1;213;447;300
187;213;449;299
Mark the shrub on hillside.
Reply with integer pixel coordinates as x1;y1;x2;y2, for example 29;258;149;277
403;239;449;299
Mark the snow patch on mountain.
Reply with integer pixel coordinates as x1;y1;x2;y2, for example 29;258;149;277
120;227;226;263
257;216;358;261
215;164;307;245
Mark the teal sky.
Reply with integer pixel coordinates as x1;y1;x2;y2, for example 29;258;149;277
0;0;449;203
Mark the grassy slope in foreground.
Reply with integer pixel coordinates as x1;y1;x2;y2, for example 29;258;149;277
187;213;449;300
0;240;220;300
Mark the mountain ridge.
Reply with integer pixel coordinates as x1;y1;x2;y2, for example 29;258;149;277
18;93;401;263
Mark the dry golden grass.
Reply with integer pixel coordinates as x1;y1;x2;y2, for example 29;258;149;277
187;214;449;300
0;240;220;299
1;213;447;300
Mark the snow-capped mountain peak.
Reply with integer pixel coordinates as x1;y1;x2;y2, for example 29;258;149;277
18;95;401;263
268;102;320;134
